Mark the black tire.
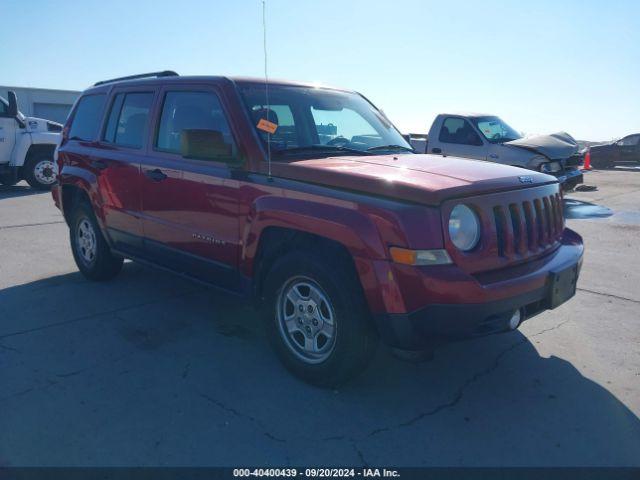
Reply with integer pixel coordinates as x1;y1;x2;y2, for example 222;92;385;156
0;176;18;187
23;152;57;190
262;249;378;387
69;201;123;281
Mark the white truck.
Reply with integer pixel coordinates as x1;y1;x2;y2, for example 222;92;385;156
408;113;584;190
0;91;62;190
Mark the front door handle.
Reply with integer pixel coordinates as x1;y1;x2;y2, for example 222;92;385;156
432;147;442;154
91;159;108;170
144;168;168;182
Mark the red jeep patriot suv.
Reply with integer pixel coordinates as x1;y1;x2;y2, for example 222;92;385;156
53;71;583;386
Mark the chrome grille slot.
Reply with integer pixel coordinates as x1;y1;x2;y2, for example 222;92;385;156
523;201;537;250
508;204;522;254
543;196;553;240
493;206;506;257
533;198;545;245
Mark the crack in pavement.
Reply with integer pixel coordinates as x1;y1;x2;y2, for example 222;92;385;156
317;319;572;465
577;287;640;304
365;318;573;437
0;352;132;403
0;343;21;353
0;220;65;230
350;439;369;467
0;387;35;402
0;290;200;340
197;391;286;443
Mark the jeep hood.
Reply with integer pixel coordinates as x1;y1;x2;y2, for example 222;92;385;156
505;132;579;160
271;154;556;205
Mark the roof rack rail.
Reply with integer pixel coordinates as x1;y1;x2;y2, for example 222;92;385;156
93;70;178;86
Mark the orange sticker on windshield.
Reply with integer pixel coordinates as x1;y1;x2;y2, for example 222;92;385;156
257;118;278;134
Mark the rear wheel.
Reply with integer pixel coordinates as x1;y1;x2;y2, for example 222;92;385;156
262;250;378;387
24;153;57;190
70;201;123;281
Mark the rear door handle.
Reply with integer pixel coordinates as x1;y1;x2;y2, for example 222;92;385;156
91;159;108;170
431;147;442;154
144;168;168;182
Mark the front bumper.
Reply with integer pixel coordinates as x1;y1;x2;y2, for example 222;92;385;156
556;168;583;190
373;229;583;350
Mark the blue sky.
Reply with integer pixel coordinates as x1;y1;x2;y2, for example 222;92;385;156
3;0;638;140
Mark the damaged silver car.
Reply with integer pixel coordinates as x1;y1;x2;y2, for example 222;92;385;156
410;113;584;190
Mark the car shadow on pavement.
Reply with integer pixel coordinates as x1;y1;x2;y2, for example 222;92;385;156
0;184;44;199
1;264;639;466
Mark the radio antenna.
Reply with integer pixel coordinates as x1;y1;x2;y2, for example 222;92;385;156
262;0;272;179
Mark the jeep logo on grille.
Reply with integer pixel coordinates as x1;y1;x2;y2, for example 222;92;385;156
518;175;534;184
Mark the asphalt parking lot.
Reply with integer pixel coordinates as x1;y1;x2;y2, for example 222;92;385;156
1;168;639;467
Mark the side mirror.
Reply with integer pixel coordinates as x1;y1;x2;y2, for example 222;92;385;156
7;91;19;117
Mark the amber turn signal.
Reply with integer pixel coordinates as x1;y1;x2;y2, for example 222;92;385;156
389;247;452;266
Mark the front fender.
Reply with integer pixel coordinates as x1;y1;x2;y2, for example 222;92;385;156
10;131;60;166
240;195;388;278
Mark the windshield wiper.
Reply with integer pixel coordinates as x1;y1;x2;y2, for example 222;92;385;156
275;145;371;156
366;144;414;153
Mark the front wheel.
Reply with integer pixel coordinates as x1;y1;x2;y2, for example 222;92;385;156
70;201;123;281
262;250;378;387
24;153;57;190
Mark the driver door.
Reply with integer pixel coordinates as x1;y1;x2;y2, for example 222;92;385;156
437;116;488;160
0;101;17;166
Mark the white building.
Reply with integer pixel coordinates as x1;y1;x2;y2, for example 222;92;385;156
0;86;80;124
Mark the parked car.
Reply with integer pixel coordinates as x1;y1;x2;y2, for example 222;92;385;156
588;134;640;169
52;72;584;386
0;91;62;189
409;113;584;191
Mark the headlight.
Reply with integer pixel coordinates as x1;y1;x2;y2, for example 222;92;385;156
540;161;561;173
448;204;481;251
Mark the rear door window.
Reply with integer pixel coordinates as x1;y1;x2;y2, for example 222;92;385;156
68;94;107;141
155;90;237;162
620;135;639;146
439;117;483;146
103;92;154;149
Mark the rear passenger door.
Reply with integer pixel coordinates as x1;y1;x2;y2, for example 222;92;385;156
93;87;156;254
140;84;243;291
436;117;487;160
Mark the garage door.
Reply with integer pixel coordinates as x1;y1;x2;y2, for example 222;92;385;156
33;103;72;123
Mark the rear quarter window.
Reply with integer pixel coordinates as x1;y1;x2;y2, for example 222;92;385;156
68;94;107;141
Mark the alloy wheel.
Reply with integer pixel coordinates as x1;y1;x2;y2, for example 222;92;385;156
276;276;337;364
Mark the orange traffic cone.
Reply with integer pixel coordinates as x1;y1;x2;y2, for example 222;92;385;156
583;150;592;170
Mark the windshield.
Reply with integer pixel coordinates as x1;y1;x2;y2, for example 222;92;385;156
238;84;412;158
472;116;522;143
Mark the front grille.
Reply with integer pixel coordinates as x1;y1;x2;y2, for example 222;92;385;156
492;192;563;257
442;183;564;274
